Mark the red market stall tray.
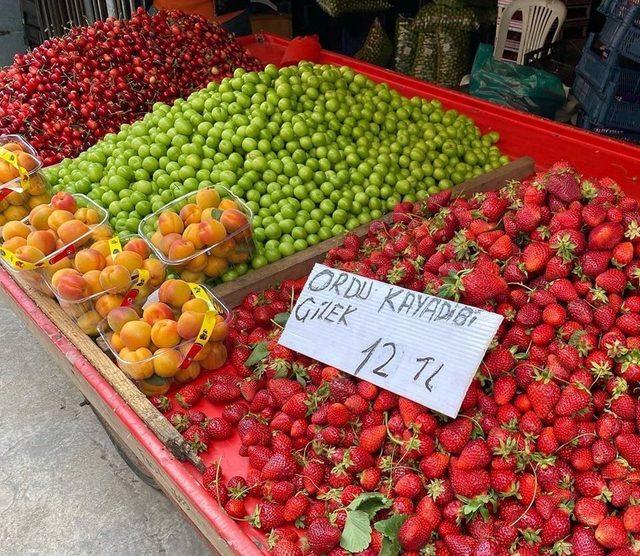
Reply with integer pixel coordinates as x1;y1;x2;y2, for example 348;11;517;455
239;33;640;194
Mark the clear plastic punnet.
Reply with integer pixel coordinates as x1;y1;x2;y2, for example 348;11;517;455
0;193;108;296
97;280;230;393
138;185;254;284
0;134;52;223
43;233;166;337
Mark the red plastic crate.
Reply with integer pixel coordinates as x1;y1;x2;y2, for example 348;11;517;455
239;33;640;195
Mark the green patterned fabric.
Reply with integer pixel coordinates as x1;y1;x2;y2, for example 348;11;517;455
394;16;417;75
316;0;392;17
355;18;394;66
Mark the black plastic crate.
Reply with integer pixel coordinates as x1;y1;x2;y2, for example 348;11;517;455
597;0;640;23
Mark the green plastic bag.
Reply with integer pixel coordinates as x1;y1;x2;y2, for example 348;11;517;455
469;43;567;119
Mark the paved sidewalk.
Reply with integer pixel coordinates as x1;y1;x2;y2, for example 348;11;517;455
0;295;209;555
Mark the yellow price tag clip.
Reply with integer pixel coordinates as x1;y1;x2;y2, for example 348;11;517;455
120;268;150;307
0;146;30;199
179;282;220;369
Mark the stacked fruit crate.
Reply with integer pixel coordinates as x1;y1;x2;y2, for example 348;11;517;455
573;0;640;142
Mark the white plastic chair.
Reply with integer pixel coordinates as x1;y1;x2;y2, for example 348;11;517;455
494;0;567;64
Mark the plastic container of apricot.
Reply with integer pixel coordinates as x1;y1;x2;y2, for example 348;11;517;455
97;283;230;388
0;193;109;296
138;185;254;284
42;233;166;337
0;134;52;223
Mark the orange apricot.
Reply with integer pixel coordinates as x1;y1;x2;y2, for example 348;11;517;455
209;315;229;342
83;269;103;295
204;255;228;278
158;279;192;309
47;209;74;232
141;258;166;287
107;306;139;333
142;302;174;325
184;252;208;272
26;230;57;255
220;209;248;233
99;264;132;292
14;245;45;264
175;361;200;383
218;198;238;211
195;188;220;210
77;310;101;337
182;223;204;250
150;319;181;348
3;205;28;221
123;237;150;259
168;238;195;261
179;203;202;226
57;219;90;245
28;205;54;230
2;220;31;241
53;269;86;301
119;347;154;380
176;310;205;340
158;211;183;235
152;348;182;378
120;320;152;350
74;248;106;273
179;270;205;284
201;341;227;371
159;232;182;256
2;236;27;252
94;293;123;318
50;192;77;213
182;298;209;314
74;207;101;225
113;250;144;273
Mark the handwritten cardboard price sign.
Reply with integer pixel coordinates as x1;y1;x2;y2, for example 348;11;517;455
279;264;503;418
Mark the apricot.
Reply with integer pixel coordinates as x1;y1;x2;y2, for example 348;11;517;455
204;255;228;278
176;310;205;340
220;209;248;233
200;207;216;223
53;269;86;301
228;245;252;264
182;298;209;314
159;232;182;256
2;236;27;252
74;207;101;225
74;248;106;273
178;341;211;363
142;302;174;325
168;238;195;261
7;191;26;205
150;230;163;251
47;209;74;231
152;348;182;378
123;238;150;259
175;361;200;383
182;223;204;250
0;160;17;183
136;375;171;395
211;240;234;259
138;258;164;288
113;250;144;273
196;188;220;210
57;219;90;245
91;239;112;258
44;256;72;277
110;332;124;352
26;230;57;255
27;175;48;196
77;310;101;337
28;194;51;209
120;320;152;350
185;252;208;272
15;245;45;265
180;270;205;284
119;347;154;380
2;220;31;241
99;264;132;293
91;224;112;241
83;269;103;295
151;319;181;348
0;215;6;226
200;220;227;247
209;315;229;342
107;306;139;333
17;151;37;172
51;268;78;289
179;203;202;226
158;211;184;235
50;192;77;213
218;198;238;211
94;293;124;318
28;205;54;230
2;141;23;152
158;279;192;309
201;342;227;371
3;205;28;221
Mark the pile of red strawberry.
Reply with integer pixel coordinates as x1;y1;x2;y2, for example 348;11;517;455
160;163;640;555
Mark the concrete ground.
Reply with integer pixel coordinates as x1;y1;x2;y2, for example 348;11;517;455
0;295;210;555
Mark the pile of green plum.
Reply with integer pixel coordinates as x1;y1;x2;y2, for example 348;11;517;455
47;62;507;279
